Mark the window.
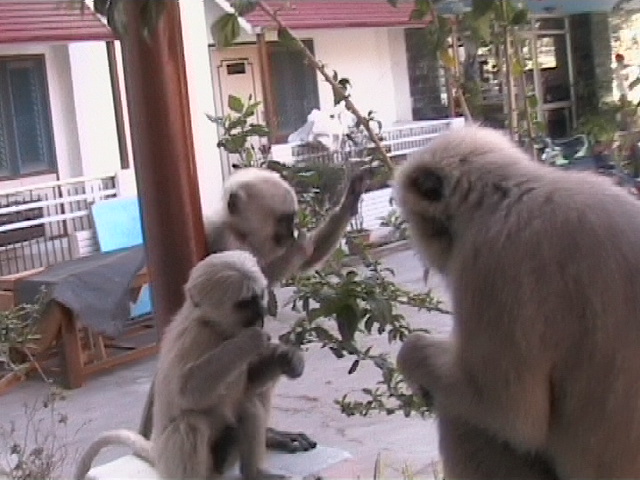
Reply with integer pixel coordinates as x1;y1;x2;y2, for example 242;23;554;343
269;39;320;142
0;56;56;179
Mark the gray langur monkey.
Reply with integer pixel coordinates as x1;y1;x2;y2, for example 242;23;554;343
393;125;640;480
139;166;368;453
74;251;305;480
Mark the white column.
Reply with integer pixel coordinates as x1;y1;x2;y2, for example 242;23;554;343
67;41;121;177
179;0;225;219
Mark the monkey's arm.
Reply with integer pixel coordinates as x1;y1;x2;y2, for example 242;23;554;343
261;171;367;284
180;328;268;406
246;344;304;392
397;332;551;447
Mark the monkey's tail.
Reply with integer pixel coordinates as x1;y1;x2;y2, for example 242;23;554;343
73;429;153;480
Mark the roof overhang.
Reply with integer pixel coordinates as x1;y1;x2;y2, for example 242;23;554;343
226;0;428;32
0;1;116;46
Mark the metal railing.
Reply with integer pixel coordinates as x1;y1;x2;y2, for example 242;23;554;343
287;117;466;165
0;174;117;276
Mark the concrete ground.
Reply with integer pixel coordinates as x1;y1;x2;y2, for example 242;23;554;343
0;248;453;479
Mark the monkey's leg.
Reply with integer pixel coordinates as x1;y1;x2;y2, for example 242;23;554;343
438;416;559;480
154;415;213;480
247;346;317;453
137;376;156;439
238;397;289;480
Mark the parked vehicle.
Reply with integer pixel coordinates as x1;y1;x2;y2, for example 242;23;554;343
536;134;640;199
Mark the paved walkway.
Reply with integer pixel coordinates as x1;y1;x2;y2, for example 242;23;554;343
0;248;453;479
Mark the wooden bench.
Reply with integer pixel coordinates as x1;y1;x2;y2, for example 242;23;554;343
0;249;158;392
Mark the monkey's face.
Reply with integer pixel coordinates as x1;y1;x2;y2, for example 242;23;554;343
395;161;453;272
185;251;268;336
234;292;267;330
227;186;298;263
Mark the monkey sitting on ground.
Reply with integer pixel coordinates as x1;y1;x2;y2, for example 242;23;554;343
394;125;640;479
139;166;368;453
74;251;304;480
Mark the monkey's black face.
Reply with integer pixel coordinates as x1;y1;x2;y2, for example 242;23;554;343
272;212;296;248
235;294;266;328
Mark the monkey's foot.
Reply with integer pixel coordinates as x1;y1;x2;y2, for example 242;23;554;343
266;427;317;453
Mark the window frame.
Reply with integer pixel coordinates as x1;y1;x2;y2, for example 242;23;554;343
0;54;57;180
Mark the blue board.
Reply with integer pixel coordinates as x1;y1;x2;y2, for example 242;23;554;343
91;196;153;318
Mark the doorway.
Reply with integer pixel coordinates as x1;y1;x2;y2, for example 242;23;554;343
526;16;576;139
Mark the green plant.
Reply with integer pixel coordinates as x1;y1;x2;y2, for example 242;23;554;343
280;250;449;418
0;292;47;384
379;208;409;241
575;102;624;145
206;94;270;169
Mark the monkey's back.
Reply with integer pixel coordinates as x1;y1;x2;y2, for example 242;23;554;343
449;163;640;476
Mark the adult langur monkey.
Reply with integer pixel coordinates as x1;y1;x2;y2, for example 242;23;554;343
395;125;640;479
138;165;369;453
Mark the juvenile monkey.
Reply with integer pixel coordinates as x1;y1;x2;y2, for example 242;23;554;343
139;166;368;452
394;125;640;479
74;251;304;480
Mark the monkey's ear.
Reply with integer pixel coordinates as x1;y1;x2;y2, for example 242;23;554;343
411;169;444;202
227;191;243;215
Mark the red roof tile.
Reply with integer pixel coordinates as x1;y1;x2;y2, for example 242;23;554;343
0;1;116;45
243;0;429;30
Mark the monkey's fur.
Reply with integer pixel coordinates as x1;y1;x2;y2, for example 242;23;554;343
394;125;640;479
74;251;304;480
139;166;367;452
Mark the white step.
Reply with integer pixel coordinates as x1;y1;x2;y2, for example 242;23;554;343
84;445;352;480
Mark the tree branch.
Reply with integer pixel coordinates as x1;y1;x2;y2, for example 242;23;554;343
256;0;394;171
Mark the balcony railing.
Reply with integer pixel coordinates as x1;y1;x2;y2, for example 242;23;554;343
0;174;118;276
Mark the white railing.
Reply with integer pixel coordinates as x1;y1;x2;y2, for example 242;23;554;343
276;117;466;165
0;174;119;276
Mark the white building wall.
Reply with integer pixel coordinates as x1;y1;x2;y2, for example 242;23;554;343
68;41;121;178
179;0;226;219
295;27;413;127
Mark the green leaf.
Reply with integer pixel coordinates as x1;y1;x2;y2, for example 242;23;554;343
233;0;259;16
228;94;245;114
348;359;360;375
472;0;496;18
244;101;262;117
510;8;529;25
277;27;297;48
387;0;399;7
212;13;241;48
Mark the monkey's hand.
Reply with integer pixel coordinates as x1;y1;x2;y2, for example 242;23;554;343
344;170;369;216
397;332;451;407
276;346;305;379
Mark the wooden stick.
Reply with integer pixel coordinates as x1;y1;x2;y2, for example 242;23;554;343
256;0;394;171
